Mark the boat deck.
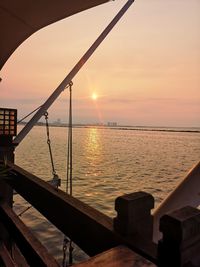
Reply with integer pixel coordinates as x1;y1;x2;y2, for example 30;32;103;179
73;246;155;267
0;161;200;266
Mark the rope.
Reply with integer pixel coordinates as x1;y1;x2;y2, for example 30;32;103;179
17;105;42;124
44;111;57;177
68;241;74;265
62;237;69;267
17;111;60;218
44;111;61;188
63;81;74;267
66;81;73;195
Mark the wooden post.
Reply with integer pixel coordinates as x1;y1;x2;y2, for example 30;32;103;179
0;135;14;206
0;135;15;247
0;108;16;251
114;191;154;242
158;206;200;267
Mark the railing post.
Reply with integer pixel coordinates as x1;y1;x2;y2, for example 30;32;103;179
113;191;154;242
0;136;15;206
158;206;200;267
0;108;17;248
0;108;17;206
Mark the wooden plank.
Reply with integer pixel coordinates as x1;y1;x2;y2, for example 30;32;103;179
11;244;29;267
6;163;119;256
5;163;157;263
0;202;59;267
0;242;17;267
73;246;156;267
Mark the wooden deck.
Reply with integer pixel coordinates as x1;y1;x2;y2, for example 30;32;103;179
0;160;200;266
73;246;155;267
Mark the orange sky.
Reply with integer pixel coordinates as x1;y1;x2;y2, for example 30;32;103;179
1;0;200;127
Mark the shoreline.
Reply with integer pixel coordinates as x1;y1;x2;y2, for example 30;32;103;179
18;123;200;134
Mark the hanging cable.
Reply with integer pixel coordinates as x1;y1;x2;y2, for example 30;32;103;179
18;107;60;187
44;111;56;176
17;111;60;218
66;81;73;196
63;81;74;267
68;81;74;265
17;105;42;124
44;112;61;188
62;236;69;267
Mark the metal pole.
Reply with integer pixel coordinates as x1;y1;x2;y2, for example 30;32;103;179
13;0;135;145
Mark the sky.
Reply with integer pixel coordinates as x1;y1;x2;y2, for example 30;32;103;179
1;0;200;127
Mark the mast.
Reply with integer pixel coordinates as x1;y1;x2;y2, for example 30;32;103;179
13;0;135;144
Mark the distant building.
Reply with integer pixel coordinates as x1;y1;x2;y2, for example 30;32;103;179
56;118;61;124
52;118;62;126
107;122;117;127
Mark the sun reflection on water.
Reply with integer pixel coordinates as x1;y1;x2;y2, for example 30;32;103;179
86;128;101;154
14;123;200;264
84;127;102;177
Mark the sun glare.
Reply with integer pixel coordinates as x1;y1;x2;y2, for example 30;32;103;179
92;93;98;100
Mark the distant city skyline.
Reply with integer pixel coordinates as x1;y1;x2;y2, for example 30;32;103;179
1;0;200;127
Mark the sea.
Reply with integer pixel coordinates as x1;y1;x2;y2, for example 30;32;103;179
13;125;200;264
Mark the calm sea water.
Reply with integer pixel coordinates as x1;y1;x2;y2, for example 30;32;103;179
14;125;200;263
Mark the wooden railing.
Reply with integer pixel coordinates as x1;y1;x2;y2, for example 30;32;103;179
0;161;200;266
153;161;200;242
0;162;156;266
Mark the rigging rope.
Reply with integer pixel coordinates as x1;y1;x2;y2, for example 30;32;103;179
63;81;74;267
44;112;56;176
17;105;42;124
66;81;73;195
44;111;61;187
18;107;60;184
17;82;73;220
17;82;74;263
17;111;60;217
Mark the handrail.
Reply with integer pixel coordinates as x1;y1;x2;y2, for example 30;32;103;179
5;162;157;263
153;161;200;242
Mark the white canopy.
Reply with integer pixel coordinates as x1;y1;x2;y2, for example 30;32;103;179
0;0;109;70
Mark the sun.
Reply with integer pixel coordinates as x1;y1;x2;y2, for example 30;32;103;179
92;93;98;100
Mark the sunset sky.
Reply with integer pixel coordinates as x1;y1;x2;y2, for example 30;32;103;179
1;0;200;127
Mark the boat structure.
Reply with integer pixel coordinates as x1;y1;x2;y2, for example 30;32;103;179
0;0;200;266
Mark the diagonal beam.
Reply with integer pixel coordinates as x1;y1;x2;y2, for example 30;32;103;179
13;0;135;145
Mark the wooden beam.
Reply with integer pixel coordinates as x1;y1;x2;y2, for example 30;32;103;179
0;139;14;206
5;163;157;263
6;163;119;256
73;246;156;267
0;242;17;267
11;244;29;267
0;202;59;267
